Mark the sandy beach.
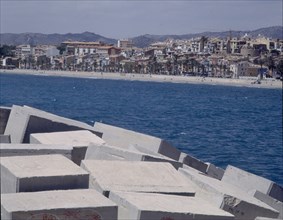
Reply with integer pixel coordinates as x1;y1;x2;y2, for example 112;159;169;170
1;69;282;89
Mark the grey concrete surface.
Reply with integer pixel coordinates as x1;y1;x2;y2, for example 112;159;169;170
205;162;225;180
30;130;105;165
93;122;181;160
0;106;11;134
179;168;279;220
0;135;11;143
222;165;283;202
255;218;280;220
1;189;118;220
85;142;182;169
109;191;235;220
4;105;102;143
81;160;196;196
0;143;73;159
251;190;283;219
179;152;208;173
1;154;89;193
179;153;225;180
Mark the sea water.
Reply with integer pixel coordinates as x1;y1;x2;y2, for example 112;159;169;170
0;73;282;185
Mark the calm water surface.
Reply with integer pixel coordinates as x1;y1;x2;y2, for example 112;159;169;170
0;73;282;185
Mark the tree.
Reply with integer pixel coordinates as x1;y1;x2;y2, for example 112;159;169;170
0;45;16;57
266;56;276;76
57;44;66;55
276;60;283;77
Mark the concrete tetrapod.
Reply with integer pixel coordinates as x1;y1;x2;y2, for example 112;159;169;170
81;160;196;196
0;144;73;158
1;154;89;193
93;122;181;160
4;105;102;143
179;152;225;180
30;130;105;165
179;168;279;220
221;165;283;202
1;189;118;220
0;106;11;134
85;142;182;169
0;135;11;143
109;191;235;220
250;190;283;219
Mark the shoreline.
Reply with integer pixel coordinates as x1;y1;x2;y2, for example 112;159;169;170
1;69;282;89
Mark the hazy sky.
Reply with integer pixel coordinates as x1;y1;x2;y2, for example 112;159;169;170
0;0;282;39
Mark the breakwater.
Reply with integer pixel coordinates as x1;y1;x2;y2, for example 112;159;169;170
1;105;282;219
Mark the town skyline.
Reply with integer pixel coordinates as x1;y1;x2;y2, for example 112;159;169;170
1;0;282;39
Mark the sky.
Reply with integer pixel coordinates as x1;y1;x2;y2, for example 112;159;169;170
0;0;282;39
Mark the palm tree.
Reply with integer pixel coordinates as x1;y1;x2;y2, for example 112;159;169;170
266;56;275;77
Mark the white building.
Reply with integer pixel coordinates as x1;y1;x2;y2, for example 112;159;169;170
15;45;33;58
230;61;249;78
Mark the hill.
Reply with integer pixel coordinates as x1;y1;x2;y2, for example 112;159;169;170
130;26;283;48
0;26;282;48
0;32;117;46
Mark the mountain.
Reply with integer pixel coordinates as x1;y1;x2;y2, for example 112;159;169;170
130;26;283;48
0;26;282;48
0;32;117;46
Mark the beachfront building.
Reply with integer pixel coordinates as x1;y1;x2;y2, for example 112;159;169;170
61;41;109;56
228;38;247;54
15;45;33;58
246;65;268;78
230;61;249;78
117;39;134;49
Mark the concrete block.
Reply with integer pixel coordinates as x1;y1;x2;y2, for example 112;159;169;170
251;190;283;219
4;105;102;143
93;122;181;160
222;165;283;202
179;152;208;173
1;154;89;193
0;135;11;143
109;191;235;220
0;106;11;134
81;160;196;196
85;142;182;169
255;218;279;220
1;189;118;220
179;168;279;220
0;144;73;159
205;162;225;180
30;130;105;165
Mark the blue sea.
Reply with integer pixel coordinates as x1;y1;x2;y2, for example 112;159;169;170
0;73;282;185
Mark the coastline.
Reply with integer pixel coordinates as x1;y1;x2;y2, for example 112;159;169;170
1;69;282;89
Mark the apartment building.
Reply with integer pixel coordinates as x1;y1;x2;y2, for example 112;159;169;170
230;61;249;78
117;39;134;48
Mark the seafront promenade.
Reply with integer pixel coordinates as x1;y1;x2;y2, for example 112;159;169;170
1;69;282;89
